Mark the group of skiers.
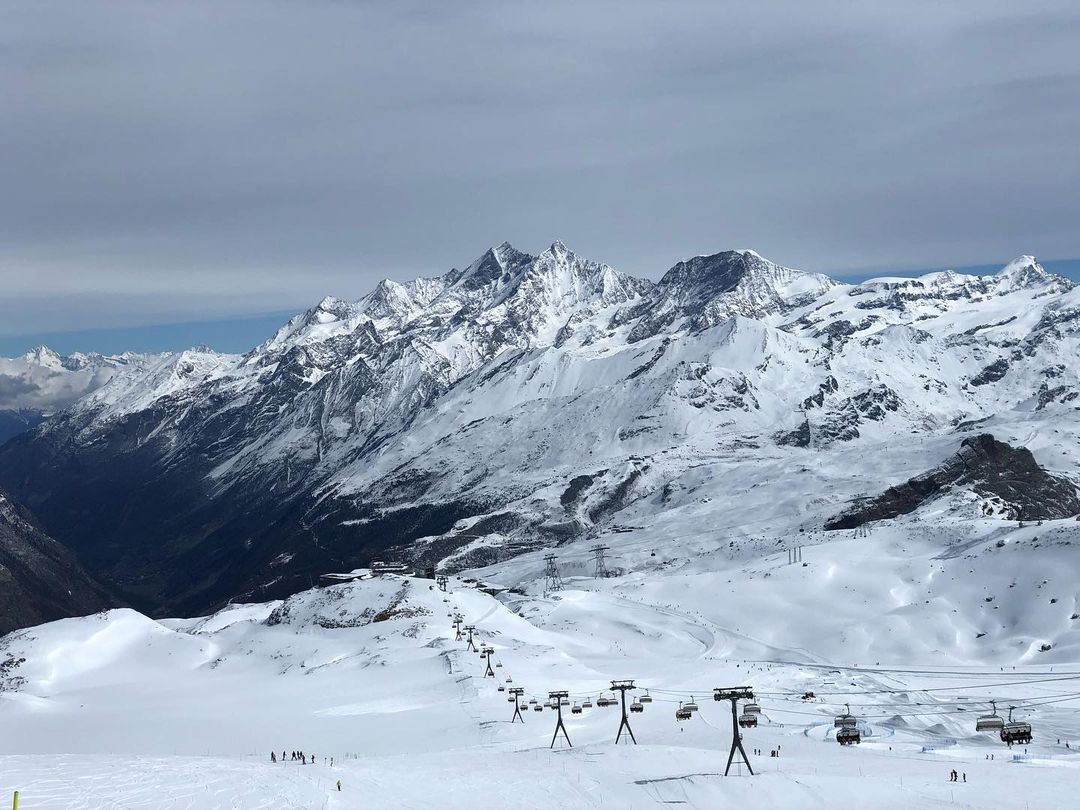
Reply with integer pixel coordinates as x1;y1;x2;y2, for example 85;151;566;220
270;750;324;765
948;769;966;782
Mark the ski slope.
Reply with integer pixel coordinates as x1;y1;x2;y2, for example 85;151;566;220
3;519;1080;809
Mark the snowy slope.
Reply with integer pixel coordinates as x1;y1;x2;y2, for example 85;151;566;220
2;562;1080;809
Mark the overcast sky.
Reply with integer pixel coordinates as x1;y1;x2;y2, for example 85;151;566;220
2;1;1078;343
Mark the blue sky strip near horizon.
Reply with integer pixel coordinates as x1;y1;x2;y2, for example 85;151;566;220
4;258;1078;358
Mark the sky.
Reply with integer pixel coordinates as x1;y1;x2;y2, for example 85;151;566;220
2;1;1079;354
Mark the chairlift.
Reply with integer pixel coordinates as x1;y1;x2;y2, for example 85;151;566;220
1000;706;1033;746
571;703;583;715
738;712;757;728
834;703;856;729
975;700;1005;733
561;698;570;707
496;662;503;668
506;677;513;683
675;701;692;721
533;704;543;712
528;698;538;705
684;697;699;713
639;690;653;704
837;726;861;746
497;685;505;692
582;698;593;709
745;702;761;716
630;700;644;714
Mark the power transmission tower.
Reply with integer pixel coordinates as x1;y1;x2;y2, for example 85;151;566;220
464;625;478;652
509;687;525;723
713;687;755;776
589;544;610;578
543;554;563;595
548;691;571;748
481;646;496;677
610;680;638;744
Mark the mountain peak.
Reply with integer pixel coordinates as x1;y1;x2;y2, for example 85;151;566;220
21;345;64;369
994;255;1071;292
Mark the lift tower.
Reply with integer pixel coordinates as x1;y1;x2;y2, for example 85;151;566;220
509;687;526;723
452;614;463;640
543;554;563;595
589;544;610;578
437;575;449;592
464;625;478;652
481;646;496;677
548;691;572;748
713;687;755;775
610;679;638;744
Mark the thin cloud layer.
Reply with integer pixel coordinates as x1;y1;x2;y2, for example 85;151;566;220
2;1;1078;334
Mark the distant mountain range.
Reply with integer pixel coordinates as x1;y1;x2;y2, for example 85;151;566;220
1;242;1078;623
0;347;157;445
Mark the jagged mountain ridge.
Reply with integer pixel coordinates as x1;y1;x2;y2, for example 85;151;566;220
1;243;1078;616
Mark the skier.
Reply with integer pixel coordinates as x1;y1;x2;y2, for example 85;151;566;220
337;780;342;792
962;773;966;783
271;752;277;763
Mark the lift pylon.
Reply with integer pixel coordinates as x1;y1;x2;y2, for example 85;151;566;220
713;687;755;776
589;544;610;578
509;687;526;723
611;679;638;744
543;554;563;595
549;691;571;748
464;625;478;652
482;646;496;677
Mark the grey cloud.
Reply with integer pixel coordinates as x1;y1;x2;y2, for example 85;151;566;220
1;0;1078;335
0;375;42;407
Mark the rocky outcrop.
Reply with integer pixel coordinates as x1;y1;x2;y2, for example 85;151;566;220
825;435;1080;529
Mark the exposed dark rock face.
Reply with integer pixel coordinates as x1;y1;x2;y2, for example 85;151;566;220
826;434;1080;529
0;409;46;447
970;359;1010;387
0;489;114;634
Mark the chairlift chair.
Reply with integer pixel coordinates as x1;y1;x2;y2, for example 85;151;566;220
834;703;856;728
533;704;543;712
738;712;757;728
630;700;644;714
1000;707;1033;745
528;698;537;705
675;701;692;721
496;662;503;668
745;702;761;715
684;697;699;713
975;700;1005;733
582;698;593;709
497;685;505;692
639;690;653;704
837;727;861;745
571;703;582;715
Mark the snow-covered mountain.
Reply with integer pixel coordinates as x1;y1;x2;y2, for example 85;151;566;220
1;243;1078;617
0;347;156;445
